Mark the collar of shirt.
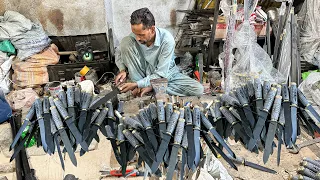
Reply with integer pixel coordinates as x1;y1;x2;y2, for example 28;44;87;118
154;28;161;47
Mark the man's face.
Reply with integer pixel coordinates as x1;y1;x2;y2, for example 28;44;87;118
131;23;155;45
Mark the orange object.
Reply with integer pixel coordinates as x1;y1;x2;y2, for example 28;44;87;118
194;71;200;82
80;65;90;76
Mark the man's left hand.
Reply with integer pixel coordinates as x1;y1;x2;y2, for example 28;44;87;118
119;82;138;93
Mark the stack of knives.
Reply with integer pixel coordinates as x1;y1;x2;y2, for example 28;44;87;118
290;157;320;180
213;77;320;165
9;85;123;170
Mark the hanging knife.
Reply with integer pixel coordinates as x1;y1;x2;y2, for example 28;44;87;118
34;97;48;152
193;106;201;168
236;87;256;128
78;92;92;133
282;83;292;148
263;95;282;164
277;107;285;166
50;106;77;166
201;109;236;158
43;96;54;154
254;77;263;120
298;89;320;123
248;87;277;151
151;110;179;173
139;109;159;152
180;131;188;180
166;119;185;180
185;105;195;170
290;82;298;144
54;98;88;151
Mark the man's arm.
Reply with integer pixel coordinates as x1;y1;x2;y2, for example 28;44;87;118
115;47;126;72
136;40;175;88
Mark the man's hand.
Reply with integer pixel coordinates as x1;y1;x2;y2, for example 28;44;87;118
140;86;153;97
119;82;138;93
115;70;127;85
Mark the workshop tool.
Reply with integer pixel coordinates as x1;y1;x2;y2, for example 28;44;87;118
100;169;144;177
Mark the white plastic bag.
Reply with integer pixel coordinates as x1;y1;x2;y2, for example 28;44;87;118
0;56;13;94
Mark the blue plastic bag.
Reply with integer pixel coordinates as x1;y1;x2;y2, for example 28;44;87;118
0;88;12;123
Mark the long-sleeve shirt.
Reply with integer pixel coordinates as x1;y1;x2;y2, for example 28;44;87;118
115;27;179;88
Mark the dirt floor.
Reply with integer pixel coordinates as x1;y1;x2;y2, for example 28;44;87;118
0;95;319;180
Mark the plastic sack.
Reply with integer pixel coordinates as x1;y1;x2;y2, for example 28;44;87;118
225;20;284;89
298;72;320;107
194;148;233;180
297;0;320;67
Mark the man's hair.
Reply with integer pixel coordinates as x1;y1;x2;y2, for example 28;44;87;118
130;8;155;29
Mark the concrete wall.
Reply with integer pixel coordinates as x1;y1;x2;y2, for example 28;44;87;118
0;0;106;36
108;0;195;47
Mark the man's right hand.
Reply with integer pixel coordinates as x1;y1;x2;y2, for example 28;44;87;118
115;70;127;85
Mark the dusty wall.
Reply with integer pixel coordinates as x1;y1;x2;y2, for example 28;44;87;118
0;0;106;36
108;0;195;47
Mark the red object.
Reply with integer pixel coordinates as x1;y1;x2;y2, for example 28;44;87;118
108;169;137;177
80;76;86;81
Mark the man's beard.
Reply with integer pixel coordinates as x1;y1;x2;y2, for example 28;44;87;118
139;40;147;44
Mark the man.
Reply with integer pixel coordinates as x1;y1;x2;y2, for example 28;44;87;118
115;8;204;97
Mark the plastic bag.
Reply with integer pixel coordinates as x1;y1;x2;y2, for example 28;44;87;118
0;40;16;56
226;20;285;89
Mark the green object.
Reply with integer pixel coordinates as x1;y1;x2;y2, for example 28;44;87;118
302;70;320;80
82;52;93;61
21;125;36;148
0;40;16;56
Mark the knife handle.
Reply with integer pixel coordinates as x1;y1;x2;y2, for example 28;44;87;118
132;130;144;143
275;84;281;96
43;96;50;114
179;108;185;119
214;100;222;119
297;89;309;107
82;92;92;109
54;98;69;119
50;117;57;133
106;101;115;118
25;103;35;121
279;107;285;124
167;110;180;135
49;96;55;107
301;161;320;173
123;129;139;147
139;109;151;128
34;97;43;118
165;103;173;122
229;91;239;101
193;106;201;128
117;124;125;141
247;81;254;97
263;81;271;99
236;87;248;105
219;106;236;125
50;106;64;129
58;90;67;108
220;94;240;106
91;109;101;123
200;112;213;130
184;106;193;124
66;86;75;107
124;117;144;129
181;131;188;148
297;167;317;179
148;103;158;120
263;87;277;111
157;100;165;122
114;110;123;120
271;96;282;121
74;85;81;104
95;108;108;126
139;100;144;109
117;101;124;113
174;119;185;144
281;83;289;101
229;107;241;120
105;125;115;139
290;82;298;105
303;157;320;167
254;77;262;99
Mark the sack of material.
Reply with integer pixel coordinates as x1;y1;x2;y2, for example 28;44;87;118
12;44;59;87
